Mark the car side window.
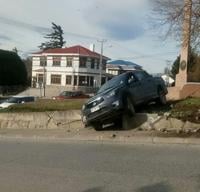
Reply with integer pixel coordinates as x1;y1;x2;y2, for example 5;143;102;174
128;74;136;84
134;71;149;81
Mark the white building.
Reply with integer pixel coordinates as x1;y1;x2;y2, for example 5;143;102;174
31;45;110;93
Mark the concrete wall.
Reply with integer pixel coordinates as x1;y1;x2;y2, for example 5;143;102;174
180;83;200;98
0;110;82;129
167;83;200;100
0;111;199;131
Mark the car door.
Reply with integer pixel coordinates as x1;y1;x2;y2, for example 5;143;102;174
127;72;144;105
133;71;157;102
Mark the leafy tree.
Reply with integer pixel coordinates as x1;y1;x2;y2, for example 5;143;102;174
39;22;66;50
0;49;27;86
152;0;200;48
22;57;32;86
171;51;200;81
171;56;180;79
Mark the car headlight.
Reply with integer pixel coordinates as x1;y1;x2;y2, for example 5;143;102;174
106;90;116;98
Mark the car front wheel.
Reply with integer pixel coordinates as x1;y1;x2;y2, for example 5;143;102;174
92;123;102;131
126;97;135;116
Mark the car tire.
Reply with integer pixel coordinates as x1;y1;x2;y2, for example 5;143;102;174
122;113;131;130
157;88;167;105
92;123;102;131
125;96;135;116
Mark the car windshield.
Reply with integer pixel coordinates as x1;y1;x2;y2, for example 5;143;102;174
98;74;127;94
6;97;21;103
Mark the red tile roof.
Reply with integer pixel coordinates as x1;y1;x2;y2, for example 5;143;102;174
32;45;109;60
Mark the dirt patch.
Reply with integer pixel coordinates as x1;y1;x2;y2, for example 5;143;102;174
152;130;200;138
170;98;200;124
136;98;200;124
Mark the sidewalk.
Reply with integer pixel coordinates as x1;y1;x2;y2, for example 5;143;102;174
0;128;200;145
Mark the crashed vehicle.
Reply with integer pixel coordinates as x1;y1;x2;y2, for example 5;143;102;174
81;70;168;130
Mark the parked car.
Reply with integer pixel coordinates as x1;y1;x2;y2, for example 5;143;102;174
82;70;168;130
52;91;90;100
0;96;35;109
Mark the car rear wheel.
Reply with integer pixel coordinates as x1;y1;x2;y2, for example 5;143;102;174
157;89;167;105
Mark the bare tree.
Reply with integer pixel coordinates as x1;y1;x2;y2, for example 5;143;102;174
152;0;200;49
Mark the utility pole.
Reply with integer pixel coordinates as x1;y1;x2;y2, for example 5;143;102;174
97;39;107;87
42;57;46;97
176;0;192;88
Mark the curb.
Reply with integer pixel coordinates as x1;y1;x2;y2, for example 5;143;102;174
0;133;200;145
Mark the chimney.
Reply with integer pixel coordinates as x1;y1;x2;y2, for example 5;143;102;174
89;44;95;52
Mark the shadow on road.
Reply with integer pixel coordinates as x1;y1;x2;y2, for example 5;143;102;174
82;186;104;192
135;182;173;192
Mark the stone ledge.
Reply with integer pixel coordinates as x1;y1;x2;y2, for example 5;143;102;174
0;111;199;131
0;110;82;129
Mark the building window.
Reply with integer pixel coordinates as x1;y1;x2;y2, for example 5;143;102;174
96;59;99;69
51;74;61;84
87;76;90;86
38;74;44;83
91;59;95;69
80;57;87;68
66;57;73;67
53;57;61;66
79;76;87;86
40;57;46;66
74;75;78;86
102;59;106;70
90;76;94;86
66;75;72;85
101;77;106;85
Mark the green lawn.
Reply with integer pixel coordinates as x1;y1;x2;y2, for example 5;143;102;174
0;99;87;113
0;97;200;124
135;97;200;123
170;97;200;123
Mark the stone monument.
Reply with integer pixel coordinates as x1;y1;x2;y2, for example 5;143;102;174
175;0;192;89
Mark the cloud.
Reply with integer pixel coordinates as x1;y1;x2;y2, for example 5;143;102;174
0;16;50;34
98;17;145;41
85;0;148;41
0;34;11;41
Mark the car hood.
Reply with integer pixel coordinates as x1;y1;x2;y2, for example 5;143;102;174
87;85;123;104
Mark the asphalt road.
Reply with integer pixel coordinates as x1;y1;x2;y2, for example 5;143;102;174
0;139;200;192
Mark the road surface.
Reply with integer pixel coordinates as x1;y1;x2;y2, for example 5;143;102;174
0;139;199;192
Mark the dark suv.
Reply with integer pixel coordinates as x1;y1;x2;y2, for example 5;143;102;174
82;70;168;130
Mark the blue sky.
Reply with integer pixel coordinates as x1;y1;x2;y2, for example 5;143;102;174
0;0;180;73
